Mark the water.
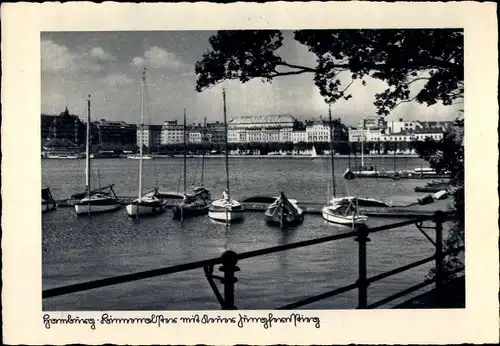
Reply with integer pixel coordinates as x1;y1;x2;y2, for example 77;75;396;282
42;156;445;310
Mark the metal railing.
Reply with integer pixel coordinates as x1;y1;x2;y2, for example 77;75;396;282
43;210;464;309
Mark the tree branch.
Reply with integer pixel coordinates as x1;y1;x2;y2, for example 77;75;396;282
276;62;317;72
394;95;418;107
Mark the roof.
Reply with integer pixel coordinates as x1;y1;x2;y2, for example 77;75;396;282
43;138;78;148
229;115;296;124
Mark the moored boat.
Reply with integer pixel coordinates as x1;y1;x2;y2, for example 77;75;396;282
173;109;210;220
208;192;244;222
208;88;243;223
322;198;368;226
264;192;304;227
42;187;57;213
125;67;166;218
74;96;121;216
75;185;121;215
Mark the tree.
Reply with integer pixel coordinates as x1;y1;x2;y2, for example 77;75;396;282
195;29;463;115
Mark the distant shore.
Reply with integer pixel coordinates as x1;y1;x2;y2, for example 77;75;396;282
42;153;421;159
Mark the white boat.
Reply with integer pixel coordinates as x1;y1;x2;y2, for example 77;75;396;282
74;96;121;216
75;189;121;215
126;67;166;218
311;145;319;159
322;104;368;226
127;154;153;160
208;194;244;222
208;89;243;223
322;199;368;226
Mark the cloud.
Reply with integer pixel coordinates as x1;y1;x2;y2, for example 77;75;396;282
103;73;133;86
41;40;116;72
131;46;192;71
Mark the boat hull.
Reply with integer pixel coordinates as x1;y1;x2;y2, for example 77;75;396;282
42;202;57;213
75;201;121;215
126;200;166;217
208;209;244;222
172;204;210;219
321;206;368;226
265;212;304;226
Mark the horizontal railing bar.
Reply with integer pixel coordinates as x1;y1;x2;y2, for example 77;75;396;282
367;280;434;309
369;217;434;235
238;231;358;260
43;256;223;299
277;283;359;310
368;255;436;284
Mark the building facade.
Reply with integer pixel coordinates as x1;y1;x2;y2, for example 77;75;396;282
386;118;454;134
138;124;162;150
227;115;296;143
358;115;387;130
41;107;85;146
95;119;136;150
161;120;184;144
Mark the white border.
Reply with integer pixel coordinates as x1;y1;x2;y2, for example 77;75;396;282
2;2;499;344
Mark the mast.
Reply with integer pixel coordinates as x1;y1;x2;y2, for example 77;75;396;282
183;108;187;193
223;88;230;198
138;67;145;201
201;116;206;185
86;95;91;197
361;135;365;167
327;104;336;197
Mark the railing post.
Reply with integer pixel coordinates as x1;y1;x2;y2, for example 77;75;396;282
355;225;370;309
219;250;239;310
434;210;445;307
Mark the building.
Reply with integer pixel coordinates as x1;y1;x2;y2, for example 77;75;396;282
291;130;307;143
227;115;296;143
358;115;387;130
41;107;85;146
94;119;136;150
206;122;225;143
349;127;445;143
386;118;454;134
137;124;162;150
161;120;184;144
305;117;348;143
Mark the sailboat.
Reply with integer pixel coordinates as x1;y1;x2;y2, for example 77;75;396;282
191;117;211;200
208;89;244;223
321;104;368;226
264;192;304;227
311;145;319;159
74;96;121;215
126;67;166;217
172;109;210;220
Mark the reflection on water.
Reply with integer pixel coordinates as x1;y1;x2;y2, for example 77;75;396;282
43;157;442;310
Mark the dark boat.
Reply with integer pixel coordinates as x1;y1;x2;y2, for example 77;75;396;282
172;191;210;220
264;192;304;227
42;187;57;213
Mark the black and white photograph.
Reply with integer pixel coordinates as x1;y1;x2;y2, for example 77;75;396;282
2;2;498;345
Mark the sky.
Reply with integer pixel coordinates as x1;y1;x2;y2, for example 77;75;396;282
41;31;461;127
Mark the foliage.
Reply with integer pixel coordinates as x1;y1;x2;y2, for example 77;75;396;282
414;121;465;281
195;29;463;115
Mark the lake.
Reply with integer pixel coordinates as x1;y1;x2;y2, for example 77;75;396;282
42;156;449;310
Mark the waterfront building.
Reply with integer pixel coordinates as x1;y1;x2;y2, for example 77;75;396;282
386;118;454;134
227;115;295;143
291;129;307;143
358;115;387;130
161;120;184;144
41;107;85;146
205;122;225;144
94;119;136;150
305;117;348;143
349;127;445;143
137;124;162;150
